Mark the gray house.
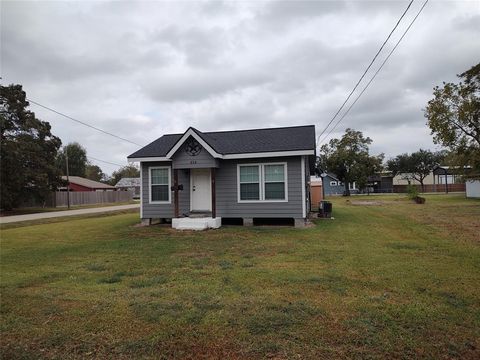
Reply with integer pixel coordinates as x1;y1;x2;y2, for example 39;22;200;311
322;173;346;196
127;125;316;229
321;173;359;196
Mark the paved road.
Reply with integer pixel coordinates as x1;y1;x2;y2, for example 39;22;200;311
0;204;140;224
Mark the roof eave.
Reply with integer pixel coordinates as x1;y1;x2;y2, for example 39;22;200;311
128;149;315;162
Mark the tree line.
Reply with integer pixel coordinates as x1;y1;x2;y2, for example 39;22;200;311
1;62;478;207
55;142;139;185
317;62;479;195
1;84;139;210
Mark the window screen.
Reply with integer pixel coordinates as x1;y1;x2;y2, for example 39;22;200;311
151;168;169;202
239;165;260;200
264;164;285;200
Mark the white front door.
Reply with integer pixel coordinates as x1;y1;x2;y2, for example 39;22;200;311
191;169;211;211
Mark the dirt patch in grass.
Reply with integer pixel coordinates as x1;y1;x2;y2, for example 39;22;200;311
348;200;386;206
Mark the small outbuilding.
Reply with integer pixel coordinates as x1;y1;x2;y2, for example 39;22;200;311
309;176;323;211
466;178;480;198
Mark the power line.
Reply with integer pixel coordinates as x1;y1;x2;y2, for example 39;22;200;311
27;98;144;147
8;147;124;169
318;0;429;146
316;0;414;146
88;155;125;167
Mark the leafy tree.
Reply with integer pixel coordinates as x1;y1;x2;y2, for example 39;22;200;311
56;142;88;177
424;63;480;172
318;128;383;196
0;84;62;210
85;163;106;182
386;149;444;191
109;164;140;186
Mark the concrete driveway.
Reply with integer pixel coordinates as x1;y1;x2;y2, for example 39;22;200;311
0;204;140;224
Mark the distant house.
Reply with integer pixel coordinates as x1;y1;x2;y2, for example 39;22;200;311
127;125;316;229
393;165;468;186
321;173;358;196
61;176;115;192
115;177;140;198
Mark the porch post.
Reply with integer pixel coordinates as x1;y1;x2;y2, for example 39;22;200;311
444;169;448;194
211;168;216;218
174;169;179;218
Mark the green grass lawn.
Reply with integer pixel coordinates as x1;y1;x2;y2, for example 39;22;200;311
1;194;479;359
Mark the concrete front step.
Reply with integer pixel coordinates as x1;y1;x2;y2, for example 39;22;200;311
188;212;212;218
172;217;221;230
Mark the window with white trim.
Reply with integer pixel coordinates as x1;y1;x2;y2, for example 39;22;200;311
238;163;287;202
264;164;286;200
150;167;170;203
239;165;260;200
330;181;337;186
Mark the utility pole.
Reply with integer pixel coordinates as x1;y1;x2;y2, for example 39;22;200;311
65;147;70;209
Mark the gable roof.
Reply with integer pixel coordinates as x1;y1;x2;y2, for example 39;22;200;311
128;125;316;160
62;176;114;189
324;173;340;182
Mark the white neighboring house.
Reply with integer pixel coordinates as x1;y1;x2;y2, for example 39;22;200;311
466;179;480;198
115;177;141;198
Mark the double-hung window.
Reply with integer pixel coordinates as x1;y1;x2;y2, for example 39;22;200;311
264;164;286;200
239;165;260;200
150;167;170;203
238;163;287;202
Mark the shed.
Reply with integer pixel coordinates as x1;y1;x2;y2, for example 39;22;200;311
309;176;323;211
466;179;480;198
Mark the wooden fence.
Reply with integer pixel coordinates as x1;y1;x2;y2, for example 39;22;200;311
54;190;134;207
392;184;466;193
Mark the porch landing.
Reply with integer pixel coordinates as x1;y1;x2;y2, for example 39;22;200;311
172;217;221;230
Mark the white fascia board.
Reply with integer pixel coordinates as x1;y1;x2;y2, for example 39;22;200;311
128;157;171;163
129;149;314;162
165;128;222;159
223;150;314;159
301;156;306;218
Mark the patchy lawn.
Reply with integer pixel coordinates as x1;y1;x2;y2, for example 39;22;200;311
1;194;479;359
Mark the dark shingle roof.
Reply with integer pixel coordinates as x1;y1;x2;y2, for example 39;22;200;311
128;133;182;159
128;125;315;158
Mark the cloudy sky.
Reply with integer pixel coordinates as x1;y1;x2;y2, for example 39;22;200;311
2;0;479;174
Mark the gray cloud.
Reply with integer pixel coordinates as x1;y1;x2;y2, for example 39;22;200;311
143;69;273;102
258;0;346;30
1;0;479;175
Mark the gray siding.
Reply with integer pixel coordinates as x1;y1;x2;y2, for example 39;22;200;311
215;156;303;218
171;137;218;169
141;156;306;219
323;175;345;196
141;162;190;218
